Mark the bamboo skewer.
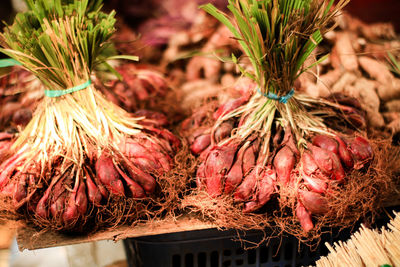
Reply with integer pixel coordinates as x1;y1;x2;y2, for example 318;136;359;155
316;212;400;267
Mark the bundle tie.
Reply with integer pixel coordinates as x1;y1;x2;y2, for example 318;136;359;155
257;88;295;104
44;80;92;98
0;58;22;67
0;58;91;97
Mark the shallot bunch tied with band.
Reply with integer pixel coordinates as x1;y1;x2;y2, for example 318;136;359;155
0;0;179;231
181;0;378;233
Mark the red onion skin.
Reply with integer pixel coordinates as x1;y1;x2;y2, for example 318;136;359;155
152;152;172;173
273;146;296;184
75;182;88;215
308;145;345;181
196;162;206;189
346;111;367;129
258;168;276;206
312;135;339;155
243;201;260;213
123;141;159;166
1;180;16;199
298;189;329;215
204;145;237;197
224;145;247;194
49;177;66;218
302;173;328;194
115;163;146;198
96;155;125;196
36;187;52;219
199;145;213;161
139;79;156;95
214;121;234;143
144;126;181;150
12;108;32;126
329;93;363;110
213;97;247;120
302;152;319;176
205;172;225;197
0;141;10;149
14;174;27;204
63;192;79;227
130;78;150;101
154;138;174;154
233;169;257;202
95;155;125;196
243;168;276;213
123;140;151;156
133;110;169;127
191;135;211;154
131;157;160;173
242;145;256;176
282;128;299;157
181;108;208;131
126;180;146;198
86;174;102;205
26;175;38;213
130;158;152;173
0;141;12;158
0;132;13;141
348;137;373;168
326;151;345;181
138;71;167;94
224;155;243;194
108;177;125;196
308;145;333;174
142;138;174;167
50;192;66;221
122;159;157;194
0;153;22;188
335;136;354;169
94;175;109;199
296;202;314;232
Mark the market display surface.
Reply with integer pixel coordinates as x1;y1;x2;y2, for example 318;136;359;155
0;0;399;262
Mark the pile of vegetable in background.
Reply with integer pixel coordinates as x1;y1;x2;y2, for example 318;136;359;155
0;0;184;232
126;0;400;137
180;0;400;240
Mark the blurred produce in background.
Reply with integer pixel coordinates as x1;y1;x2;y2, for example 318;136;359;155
346;0;400;31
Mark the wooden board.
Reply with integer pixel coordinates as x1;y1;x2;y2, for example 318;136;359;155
0;220;16;249
16;199;400;251
16;215;216;251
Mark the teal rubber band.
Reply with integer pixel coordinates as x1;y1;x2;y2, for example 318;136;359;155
44;80;92;98
257;88;295;104
0;58;22;67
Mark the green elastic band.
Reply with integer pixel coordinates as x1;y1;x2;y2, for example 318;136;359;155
44;80;92;98
0;58;22;67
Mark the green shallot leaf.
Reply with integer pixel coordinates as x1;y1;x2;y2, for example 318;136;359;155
202;0;348;96
106;55;139;62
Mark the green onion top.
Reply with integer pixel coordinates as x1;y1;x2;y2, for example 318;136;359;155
0;0;116;91
202;0;348;95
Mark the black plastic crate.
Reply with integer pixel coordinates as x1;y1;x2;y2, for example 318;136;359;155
124;206;400;267
124;228;336;267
